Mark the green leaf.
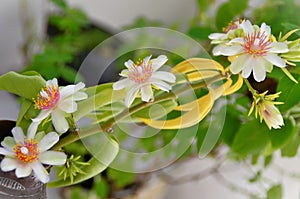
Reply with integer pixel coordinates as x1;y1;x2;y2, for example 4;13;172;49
58;66;81;83
107;169;136;188
73;83;125;121
93;176;109;199
281;130;300;157
267;184;282;199
220;110;241;146
188;27;212;40
277;75;300;112
269;118;297;150
0;71;45;100
16;99;33;126
215;0;248;30
232;119;270;157
50;0;67;9
47;134;119;187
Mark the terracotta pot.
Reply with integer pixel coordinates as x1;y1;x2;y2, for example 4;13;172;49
0;120;47;199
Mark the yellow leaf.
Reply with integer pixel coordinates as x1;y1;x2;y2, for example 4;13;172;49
139;79;232;129
172;58;225;74
186;70;221;82
281;67;298;84
223;74;243;96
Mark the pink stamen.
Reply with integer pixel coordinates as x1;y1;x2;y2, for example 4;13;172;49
242;31;271;57
128;60;153;84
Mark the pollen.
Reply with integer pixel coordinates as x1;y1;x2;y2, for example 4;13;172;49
128;60;153;84
242;31;271;57
14;139;39;163
33;83;60;110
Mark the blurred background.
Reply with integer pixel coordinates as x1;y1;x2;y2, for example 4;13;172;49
1;0;300;198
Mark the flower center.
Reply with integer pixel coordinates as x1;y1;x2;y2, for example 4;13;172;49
128;60;153;84
14;139;39;163
222;19;242;33
242;31;271;57
34;83;60;110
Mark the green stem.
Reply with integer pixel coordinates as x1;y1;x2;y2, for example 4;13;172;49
244;78;257;95
53;75;225;150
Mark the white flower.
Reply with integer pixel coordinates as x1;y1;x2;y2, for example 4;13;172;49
213;20;289;82
209;19;243;43
29;78;87;136
0;127;67;183
113;55;176;107
249;91;284;129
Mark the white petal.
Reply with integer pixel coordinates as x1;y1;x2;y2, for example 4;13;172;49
58;99;77;113
218;45;243;56
240;55;255;78
151;79;172;91
269;42;289;53
242;20;254;34
253;58;266;82
60;82;85;99
125;86;140;107
12;127;24;144
31;109;52;123
46;78;58;87
124;60;134;69
31;162;49;183
260;23;271;37
151;55;168;71
1;137;15;152
0;148;14;157
1;158;18;171
228;37;244;44
264;54;286;68
230;54;249;74
151;71;176;83
27;122;40;140
140;85;153;102
113;78;131;90
51;111;69;134
208;33;227;40
40;151;67;165
264;60;273;72
72;91;88;101
15;165;32;178
38;132;59;152
212;45;225;56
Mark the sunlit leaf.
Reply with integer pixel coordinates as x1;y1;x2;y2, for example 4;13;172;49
139;79;231;129
0;71;45;100
47;134;119;187
267;184;282;199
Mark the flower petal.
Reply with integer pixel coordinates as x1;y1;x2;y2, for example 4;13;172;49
253;58;266;82
113;78;131;90
60;82;85;99
72;91;88;101
141;85;153;102
27;122;40;140
32;110;51;123
31;162;49;183
230;54;249;74
38;132;59;152
58;99;77;113
264;60;273;72
1;137;15;152
269;42;289;53
12;127;24;144
125;86;140;107
218;45;243;56
241;20;254;34
0;147;14;157
15;165;32;178
124;60;134;69
151;55;168;71
51;111;69;134
208;33;227;40
260;23;271;37
40;151;67;165
264;54;286;68
151;71;176;83
1;158;18;171
151;79;172;91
